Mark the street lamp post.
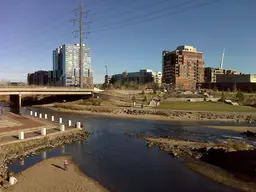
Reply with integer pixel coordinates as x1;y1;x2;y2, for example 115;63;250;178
105;66;108;84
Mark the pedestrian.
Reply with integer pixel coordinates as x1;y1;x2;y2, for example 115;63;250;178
64;159;68;171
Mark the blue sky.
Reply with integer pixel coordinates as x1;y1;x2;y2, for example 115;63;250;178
0;0;255;83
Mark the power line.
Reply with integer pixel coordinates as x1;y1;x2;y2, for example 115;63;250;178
0;20;69;57
0;0;162;51
90;0;195;30
89;0;221;33
0;0;159;56
1;29;72;70
90;0;169;21
3;0;219;61
0;0;105;48
89;0;140;17
2;0;221;74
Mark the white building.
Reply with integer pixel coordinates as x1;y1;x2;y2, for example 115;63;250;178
152;71;162;86
52;44;93;87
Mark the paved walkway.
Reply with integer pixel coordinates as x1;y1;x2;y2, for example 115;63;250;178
0;112;78;146
0;113;52;134
0;117;22;129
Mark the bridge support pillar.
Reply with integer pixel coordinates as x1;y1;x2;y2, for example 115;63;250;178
10;94;21;114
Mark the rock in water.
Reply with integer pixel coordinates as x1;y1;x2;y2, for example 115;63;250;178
241;131;256;137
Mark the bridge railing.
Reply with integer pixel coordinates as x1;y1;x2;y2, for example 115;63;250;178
0;85;94;89
0;85;69;88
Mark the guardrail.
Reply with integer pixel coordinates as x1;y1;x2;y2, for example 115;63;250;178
0;87;94;90
0;86;90;88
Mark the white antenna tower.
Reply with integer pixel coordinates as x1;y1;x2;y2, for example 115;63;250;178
220;48;225;69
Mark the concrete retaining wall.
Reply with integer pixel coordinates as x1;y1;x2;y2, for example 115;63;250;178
165;98;220;102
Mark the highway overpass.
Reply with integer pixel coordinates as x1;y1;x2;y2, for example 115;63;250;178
0;87;95;114
0;87;94;95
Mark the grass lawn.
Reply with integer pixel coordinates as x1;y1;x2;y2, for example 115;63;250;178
156;101;256;112
213;91;254;99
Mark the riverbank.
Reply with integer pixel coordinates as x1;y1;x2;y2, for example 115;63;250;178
52;103;256;123
139;135;256;192
0;130;90;181
46;104;256;134
51;106;175;121
4;156;107;192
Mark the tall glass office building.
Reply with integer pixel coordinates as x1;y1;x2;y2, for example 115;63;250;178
52;44;93;87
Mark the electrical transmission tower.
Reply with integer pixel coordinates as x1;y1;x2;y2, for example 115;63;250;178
71;3;90;88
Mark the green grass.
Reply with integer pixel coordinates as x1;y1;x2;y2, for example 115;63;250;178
156;101;256;112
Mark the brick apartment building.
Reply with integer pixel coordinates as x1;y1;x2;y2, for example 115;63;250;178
162;45;204;90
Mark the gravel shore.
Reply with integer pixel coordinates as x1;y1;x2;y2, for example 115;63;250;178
5;156;107;192
141;135;256;192
52;103;256;122
51;107;256;133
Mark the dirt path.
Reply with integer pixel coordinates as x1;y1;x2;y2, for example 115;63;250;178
5;156;108;192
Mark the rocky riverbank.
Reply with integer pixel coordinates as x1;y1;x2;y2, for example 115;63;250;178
52;103;256;123
0;130;90;181
136;134;256;191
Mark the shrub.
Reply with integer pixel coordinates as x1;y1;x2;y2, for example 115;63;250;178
78;99;102;106
92;100;101;106
131;96;136;102
233;83;237;92
235;91;244;102
219;92;226;102
141;90;145;95
248;88;253;93
143;95;147;103
79;100;93;105
213;86;218;92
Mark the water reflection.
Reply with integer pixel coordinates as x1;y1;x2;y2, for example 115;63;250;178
42;151;47;160
8;107;239;192
61;145;65;154
20;160;24;166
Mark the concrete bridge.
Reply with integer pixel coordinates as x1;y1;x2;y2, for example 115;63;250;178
0;87;94;114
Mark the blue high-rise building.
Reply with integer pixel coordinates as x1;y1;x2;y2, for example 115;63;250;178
52;44;93;87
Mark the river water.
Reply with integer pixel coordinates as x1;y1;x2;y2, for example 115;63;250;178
8;107;242;192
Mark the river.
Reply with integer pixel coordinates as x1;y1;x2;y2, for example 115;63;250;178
8;107;241;192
